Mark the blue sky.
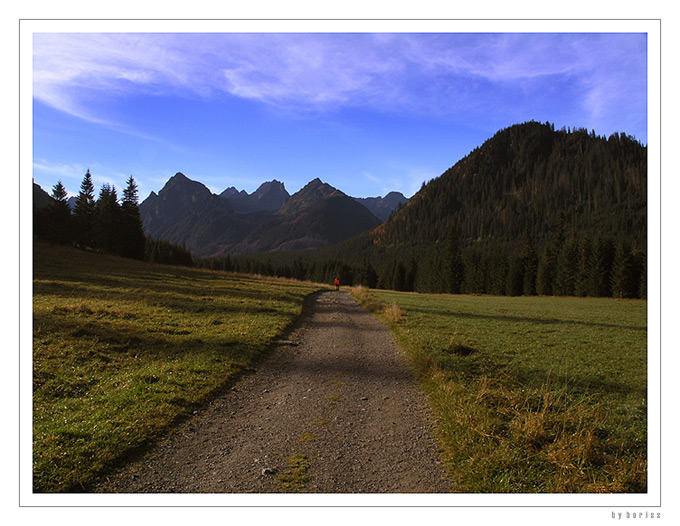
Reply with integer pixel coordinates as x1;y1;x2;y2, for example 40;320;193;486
32;32;648;201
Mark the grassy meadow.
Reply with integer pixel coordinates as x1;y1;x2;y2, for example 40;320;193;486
352;287;647;493
32;242;322;492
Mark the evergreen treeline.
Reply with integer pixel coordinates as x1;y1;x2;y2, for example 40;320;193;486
197;220;645;299
34;170;194;267
144;237;194;266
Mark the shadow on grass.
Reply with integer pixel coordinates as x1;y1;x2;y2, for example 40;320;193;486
67;290;326;493
405;306;647;332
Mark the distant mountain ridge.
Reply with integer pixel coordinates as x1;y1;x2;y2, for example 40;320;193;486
140;173;253;257
138;173;404;257
231;178;382;254
355;192;409;222
220;180;290;214
33;181;53;209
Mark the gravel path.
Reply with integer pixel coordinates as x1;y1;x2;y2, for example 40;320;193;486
95;290;451;493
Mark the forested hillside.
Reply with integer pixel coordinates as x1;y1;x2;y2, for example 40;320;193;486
375;121;645;250
354;191;409;222
219;122;647;299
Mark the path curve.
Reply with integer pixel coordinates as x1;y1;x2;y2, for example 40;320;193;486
96;290;450;493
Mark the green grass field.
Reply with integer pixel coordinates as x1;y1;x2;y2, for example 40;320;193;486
32;241;647;494
32;243;322;492
352;287;647;493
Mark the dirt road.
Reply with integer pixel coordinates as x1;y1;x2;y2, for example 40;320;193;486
95;290;451;493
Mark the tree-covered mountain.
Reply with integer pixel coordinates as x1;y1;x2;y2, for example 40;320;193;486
372;121;645;253
220;122;647;298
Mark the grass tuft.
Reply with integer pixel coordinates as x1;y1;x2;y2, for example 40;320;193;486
350;286;384;313
382;302;404;323
277;454;311;492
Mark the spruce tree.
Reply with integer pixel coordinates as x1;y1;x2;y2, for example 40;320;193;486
536;213;566;296
393;261;407;292
611;240;641;298
488;250;508;296
47;181;72;244
73;170;96;248
405;258;418;292
520;230;538;295
588;237;616;297
120;176;146;260
445;228;465;294
575;235;593;297
359;258;378;288
554;231;579;296
536;244;554;296
94;183;122;255
378;260;396;290
506;252;525;296
637;251;647;299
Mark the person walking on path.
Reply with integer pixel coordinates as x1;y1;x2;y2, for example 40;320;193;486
334;278;340;291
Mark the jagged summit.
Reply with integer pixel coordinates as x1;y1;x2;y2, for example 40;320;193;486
355;191;409;222
139;173;402;257
221;179;290;214
220;187;247;199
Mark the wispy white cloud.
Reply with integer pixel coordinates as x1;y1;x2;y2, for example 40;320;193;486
33;33;217;126
578;35;647;139
33;158;135;197
33;32;647;138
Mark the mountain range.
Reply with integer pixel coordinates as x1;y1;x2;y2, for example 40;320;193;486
32;121;647;298
138;174;408;257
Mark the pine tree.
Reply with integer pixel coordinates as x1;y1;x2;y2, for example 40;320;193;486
445;228;465;294
47;181;72;244
462;248;485;294
94;183;122;254
536;244;554;296
520;230;538;295
120;176;146;259
575;235;593;297
392;261;407;291
405;258;418;292
637;250;647;299
378;260;396;290
588;237;616;297
554;231;579;296
536;213;566;296
359;258;378;288
611;240;641;298
506;251;524;296
489;251;508;296
73;170;96;248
